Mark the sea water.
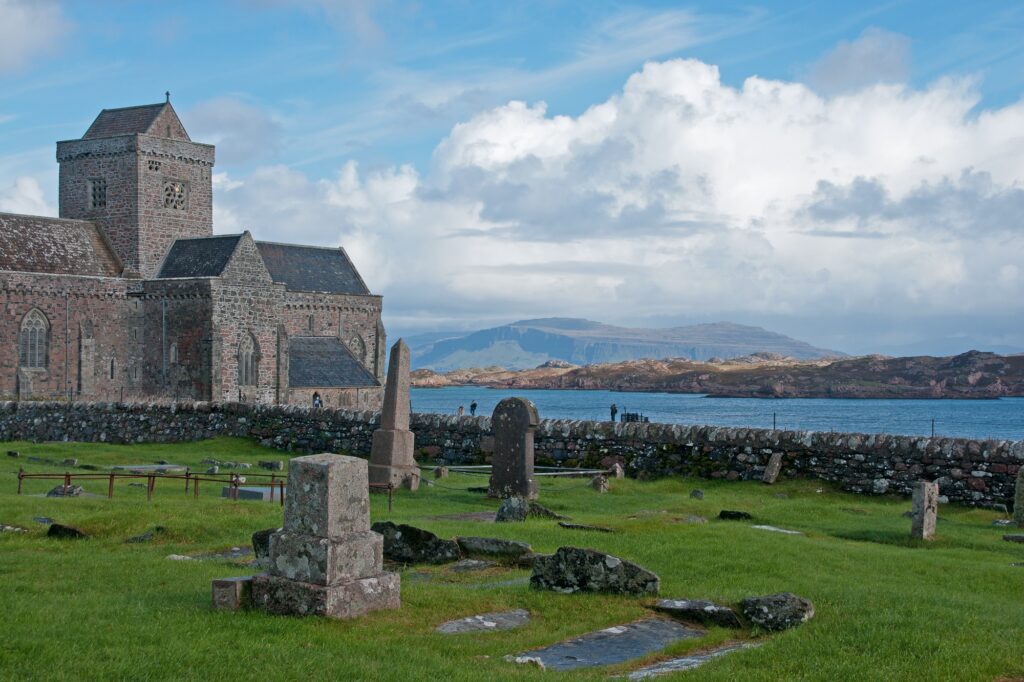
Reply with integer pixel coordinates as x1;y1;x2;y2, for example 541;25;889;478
411;386;1024;440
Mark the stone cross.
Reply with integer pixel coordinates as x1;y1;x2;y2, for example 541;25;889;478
910;480;939;540
252;454;400;619
368;340;420;491
1014;467;1024;528
488;397;539;500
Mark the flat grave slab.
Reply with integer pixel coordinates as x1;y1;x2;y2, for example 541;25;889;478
626;642;761;679
509;618;703;671
221;486;285;501
436;609;529;634
111;464;187;473
751;525;803;535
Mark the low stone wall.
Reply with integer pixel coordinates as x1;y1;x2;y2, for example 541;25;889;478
1;401;1020;508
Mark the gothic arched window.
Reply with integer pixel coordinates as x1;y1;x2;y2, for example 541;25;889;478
350;335;367;362
19;309;49;369
238;334;258;387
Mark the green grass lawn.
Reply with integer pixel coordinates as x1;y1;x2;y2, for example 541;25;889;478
1;437;1022;681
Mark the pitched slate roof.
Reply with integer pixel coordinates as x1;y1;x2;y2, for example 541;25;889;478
289;337;379;388
0;213;122;277
156;235;242;279
255;242;370;295
83;103;167;139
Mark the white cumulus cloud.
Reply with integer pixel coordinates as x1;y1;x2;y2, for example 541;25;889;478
212;57;1024;347
0;0;70;74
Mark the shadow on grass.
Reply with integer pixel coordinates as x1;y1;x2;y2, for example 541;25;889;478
830;529;926;548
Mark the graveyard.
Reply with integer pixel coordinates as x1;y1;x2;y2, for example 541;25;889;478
2;435;1022;681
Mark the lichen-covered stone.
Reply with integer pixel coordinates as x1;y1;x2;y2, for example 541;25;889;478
1013;467;1024;527
530;546;659;595
496;497;528;522
371;521;460;564
284;454;370;538
251;572;400;619
740;593;815;631
269;530;383;585
251;527;278;566
654;599;742;629
455;536;532;561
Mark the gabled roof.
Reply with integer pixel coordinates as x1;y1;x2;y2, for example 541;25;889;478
255;242;370;295
289;337;379;388
82;102;188;140
0;213;122;277
156;235;243;279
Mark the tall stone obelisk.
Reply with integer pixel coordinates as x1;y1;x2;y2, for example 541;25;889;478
368;339;420;491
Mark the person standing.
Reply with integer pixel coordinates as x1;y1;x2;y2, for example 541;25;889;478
469;400;478;416
610;403;618;422
312;392;323;409
457;405;465;417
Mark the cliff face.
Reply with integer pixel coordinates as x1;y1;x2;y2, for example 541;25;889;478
409;318;842;370
411;351;1024;399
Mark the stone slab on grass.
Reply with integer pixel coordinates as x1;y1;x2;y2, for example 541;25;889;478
531;547;660;595
1004;535;1024;543
451;559;497;572
509;618;703;672
455;536;532;561
221;486;284;501
653;599;742;629
626;642;761;679
436;609;529;634
751;525;803;536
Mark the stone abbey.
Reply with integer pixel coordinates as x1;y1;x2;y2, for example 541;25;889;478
0;99;385;407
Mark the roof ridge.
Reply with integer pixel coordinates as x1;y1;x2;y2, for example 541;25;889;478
96;102;165;114
255;240;344;252
0;211;97;225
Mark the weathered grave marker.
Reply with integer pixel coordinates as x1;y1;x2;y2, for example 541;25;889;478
488;397;539;500
369;340;420;491
762;452;784;484
911;480;939;540
1014;467;1024;528
251;454;400;619
591;474;609;493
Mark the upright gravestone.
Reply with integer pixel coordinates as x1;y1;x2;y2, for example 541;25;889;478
369;340;420;491
488;397;539;500
252;454;400;619
1014;468;1024;528
762;453;784;484
910;480;939;540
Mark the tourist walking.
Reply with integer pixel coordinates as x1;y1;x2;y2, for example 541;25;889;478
470;400;477;416
610;403;618;422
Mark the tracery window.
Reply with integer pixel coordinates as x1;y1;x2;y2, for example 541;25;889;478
18;309;49;369
89;178;107;209
238;334;258;387
163;180;188;210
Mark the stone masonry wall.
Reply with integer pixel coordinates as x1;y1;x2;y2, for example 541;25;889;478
1;401;1020;508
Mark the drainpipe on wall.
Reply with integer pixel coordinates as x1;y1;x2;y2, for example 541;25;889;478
161;299;168;383
64;291;70;402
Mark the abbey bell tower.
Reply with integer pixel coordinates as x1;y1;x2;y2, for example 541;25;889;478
56;96;215;278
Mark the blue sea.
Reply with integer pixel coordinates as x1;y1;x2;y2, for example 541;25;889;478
411;387;1024;441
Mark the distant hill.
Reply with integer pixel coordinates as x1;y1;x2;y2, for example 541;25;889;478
408;318;843;370
411;350;1024;399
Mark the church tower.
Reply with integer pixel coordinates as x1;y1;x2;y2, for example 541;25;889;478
56;96;214;278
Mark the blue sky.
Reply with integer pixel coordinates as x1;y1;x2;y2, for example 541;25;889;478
2;0;1024;354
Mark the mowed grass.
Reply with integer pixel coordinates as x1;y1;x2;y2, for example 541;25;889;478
1;437;1022;681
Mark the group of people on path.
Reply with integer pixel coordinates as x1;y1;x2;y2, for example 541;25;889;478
456;401;478;417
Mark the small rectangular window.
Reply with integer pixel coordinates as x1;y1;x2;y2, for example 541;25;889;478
89;178;107;209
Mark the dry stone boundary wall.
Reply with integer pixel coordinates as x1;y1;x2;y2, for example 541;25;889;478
2;401;1020;508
